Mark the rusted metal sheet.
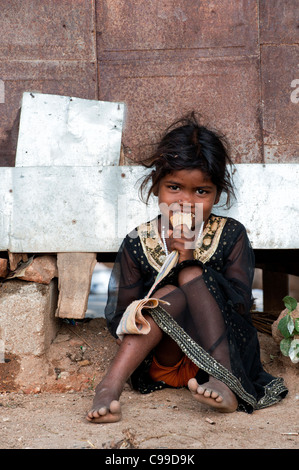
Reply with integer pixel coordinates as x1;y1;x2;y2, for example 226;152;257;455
0;0;96;61
97;0;258;56
261;45;299;163
97;0;261;164
99;56;262;164
0;61;97;167
259;0;299;45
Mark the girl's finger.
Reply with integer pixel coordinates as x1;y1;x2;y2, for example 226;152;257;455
173;224;194;240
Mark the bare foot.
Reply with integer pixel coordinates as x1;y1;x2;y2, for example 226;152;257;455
188;377;238;413
86;385;122;423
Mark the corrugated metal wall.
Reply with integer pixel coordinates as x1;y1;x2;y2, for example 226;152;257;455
0;0;298;167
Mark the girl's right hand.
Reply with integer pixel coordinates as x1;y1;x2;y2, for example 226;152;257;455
168;224;195;262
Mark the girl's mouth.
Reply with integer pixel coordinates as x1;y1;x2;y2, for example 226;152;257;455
170;211;194;230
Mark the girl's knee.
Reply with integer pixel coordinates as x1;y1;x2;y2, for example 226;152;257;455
153;284;177;299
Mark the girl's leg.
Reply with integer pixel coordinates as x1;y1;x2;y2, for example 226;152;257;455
179;268;238;412
86;314;163;423
87;285;183;423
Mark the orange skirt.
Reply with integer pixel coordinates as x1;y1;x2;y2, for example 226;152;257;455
149;354;199;388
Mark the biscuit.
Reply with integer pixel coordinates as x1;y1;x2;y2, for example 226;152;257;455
170;212;193;229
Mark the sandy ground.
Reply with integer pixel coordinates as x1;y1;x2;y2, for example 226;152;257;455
0;318;298;451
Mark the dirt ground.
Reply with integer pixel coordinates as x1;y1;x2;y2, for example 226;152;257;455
0;318;298;450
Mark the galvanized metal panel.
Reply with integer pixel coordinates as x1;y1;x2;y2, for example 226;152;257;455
1;166;158;253
0;168;13;250
15;93;124;167
216;164;299;249
261;46;299;163
0;164;298;252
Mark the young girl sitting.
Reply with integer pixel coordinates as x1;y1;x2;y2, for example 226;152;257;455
86;112;288;423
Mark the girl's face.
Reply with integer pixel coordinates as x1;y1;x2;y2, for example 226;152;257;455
156;169;220;228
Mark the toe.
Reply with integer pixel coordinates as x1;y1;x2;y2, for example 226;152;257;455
188;378;199;393
110;400;121;414
215;395;224;403
98;406;109;416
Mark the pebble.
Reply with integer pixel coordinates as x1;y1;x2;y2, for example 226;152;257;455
78;359;90;367
205;418;215;425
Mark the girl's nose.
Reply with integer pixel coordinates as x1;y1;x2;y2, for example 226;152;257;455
179;192;193;206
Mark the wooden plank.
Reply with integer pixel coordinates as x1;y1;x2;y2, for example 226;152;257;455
55;253;97;319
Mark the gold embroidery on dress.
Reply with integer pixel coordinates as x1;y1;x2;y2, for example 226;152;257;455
137;214;227;272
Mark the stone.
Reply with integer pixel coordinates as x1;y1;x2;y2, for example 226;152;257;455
7;255;58;285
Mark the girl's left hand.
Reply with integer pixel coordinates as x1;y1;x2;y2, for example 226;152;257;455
168;224;195;262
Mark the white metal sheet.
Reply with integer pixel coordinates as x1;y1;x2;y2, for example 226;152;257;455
0;164;298;252
0;168;13;251
3;166;158;252
15;92;124;167
215;164;299;249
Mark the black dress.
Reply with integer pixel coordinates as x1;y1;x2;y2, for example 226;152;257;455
105;213;288;413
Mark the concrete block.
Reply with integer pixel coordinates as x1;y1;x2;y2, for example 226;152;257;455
0;279;59;357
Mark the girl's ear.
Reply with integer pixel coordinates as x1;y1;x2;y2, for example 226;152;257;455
152;182;159;197
150;170;159;197
214;191;221;205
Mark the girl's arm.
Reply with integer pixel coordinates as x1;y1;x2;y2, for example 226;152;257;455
105;239;144;338
174;224;255;318
218;228;255;316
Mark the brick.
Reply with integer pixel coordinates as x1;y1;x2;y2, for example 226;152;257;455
10;255;58;285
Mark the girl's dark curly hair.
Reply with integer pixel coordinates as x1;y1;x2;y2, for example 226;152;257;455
139;112;235;207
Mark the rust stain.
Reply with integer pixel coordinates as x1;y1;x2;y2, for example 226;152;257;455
261;45;299;162
0;0;298;166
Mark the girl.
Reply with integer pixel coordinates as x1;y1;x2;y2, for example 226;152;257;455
86;113;287;423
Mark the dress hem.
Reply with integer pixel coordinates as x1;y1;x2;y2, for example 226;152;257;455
149;305;288;412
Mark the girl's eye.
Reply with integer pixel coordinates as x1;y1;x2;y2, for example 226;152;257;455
168;185;180;191
196;188;207;195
